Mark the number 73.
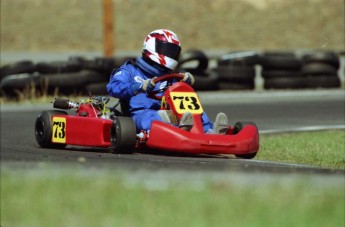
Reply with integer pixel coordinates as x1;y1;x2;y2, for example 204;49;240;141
171;93;203;114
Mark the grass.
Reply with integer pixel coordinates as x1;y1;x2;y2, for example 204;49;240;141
1;131;345;227
258;130;345;169
1;167;344;227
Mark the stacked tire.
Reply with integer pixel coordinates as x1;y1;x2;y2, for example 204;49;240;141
73;56;135;95
0;56;134;98
301;51;341;88
1;61;38;97
214;51;260;90
261;52;305;89
176;49;219;91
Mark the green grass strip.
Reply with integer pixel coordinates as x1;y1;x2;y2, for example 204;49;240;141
1;169;344;227
258;130;345;169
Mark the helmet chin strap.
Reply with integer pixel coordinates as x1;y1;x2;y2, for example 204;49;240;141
135;57;170;77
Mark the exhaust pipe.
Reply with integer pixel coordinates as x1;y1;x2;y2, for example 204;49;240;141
53;98;79;109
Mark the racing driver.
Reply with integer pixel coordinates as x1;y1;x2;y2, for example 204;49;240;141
107;29;228;134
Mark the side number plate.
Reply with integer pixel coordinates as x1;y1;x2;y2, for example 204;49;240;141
52;117;66;143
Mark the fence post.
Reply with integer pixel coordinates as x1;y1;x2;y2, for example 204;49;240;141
103;0;114;57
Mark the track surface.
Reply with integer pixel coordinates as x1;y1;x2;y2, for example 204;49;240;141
1;89;344;174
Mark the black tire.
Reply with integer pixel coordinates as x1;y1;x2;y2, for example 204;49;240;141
80;54;135;74
261;52;302;70
215;65;256;80
38;70;105;96
302;51;340;69
218;80;255;90
0;73;41;97
233;122;258;159
35;110;68;149
264;77;308;89
306;76;341;88
95;57;118;74
1;61;36;80
84;82;108;95
36;61;81;74
40;70;105;88
302;63;338;75
177;49;209;74
0;73;41;89
215;66;255;89
192;71;219;91
77;58;101;72
110;116;137;153
81;57;129;75
235;152;257;159
113;56;136;67
261;70;304;79
217;51;261;66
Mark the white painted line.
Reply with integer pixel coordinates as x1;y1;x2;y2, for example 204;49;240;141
260;125;345;134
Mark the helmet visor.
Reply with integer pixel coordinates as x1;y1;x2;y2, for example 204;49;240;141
155;40;181;61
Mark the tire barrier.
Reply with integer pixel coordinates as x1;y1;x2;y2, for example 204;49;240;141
261;51;341;89
215;66;256;90
35;61;82;74
217;51;261;67
261;52;305;89
176;49;219;91
84;82;108;96
0;61;36;81
192;71;219;91
0;50;342;98
0;56;135;98
1;70;105;97
215;51;260;90
301;51;341;88
177;49;209;75
1;73;41;97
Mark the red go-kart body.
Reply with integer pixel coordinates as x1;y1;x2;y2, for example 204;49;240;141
35;74;259;158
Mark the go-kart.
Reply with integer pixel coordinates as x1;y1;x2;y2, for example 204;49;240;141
35;73;259;159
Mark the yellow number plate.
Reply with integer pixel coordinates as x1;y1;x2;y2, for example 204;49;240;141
170;92;203;114
52;117;66;143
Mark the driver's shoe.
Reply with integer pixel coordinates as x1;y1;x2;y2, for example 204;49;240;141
214;112;229;134
179;112;194;131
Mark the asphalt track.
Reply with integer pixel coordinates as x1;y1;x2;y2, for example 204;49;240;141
1;89;344;175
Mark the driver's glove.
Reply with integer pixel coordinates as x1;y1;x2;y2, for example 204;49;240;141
141;77;157;92
182;72;195;85
131;77;157;94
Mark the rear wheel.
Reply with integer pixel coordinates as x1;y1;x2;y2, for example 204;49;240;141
233;122;258;159
110;116;137;153
35;110;68;148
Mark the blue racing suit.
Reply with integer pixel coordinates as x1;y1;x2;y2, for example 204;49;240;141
107;57;213;132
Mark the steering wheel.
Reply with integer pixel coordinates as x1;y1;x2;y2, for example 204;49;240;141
147;73;185;100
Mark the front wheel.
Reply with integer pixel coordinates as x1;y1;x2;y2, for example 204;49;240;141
110;116;137;153
35;110;68;149
235;152;257;159
233;122;258;159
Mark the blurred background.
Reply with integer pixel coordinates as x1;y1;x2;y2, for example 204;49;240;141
1;0;344;98
1;0;343;53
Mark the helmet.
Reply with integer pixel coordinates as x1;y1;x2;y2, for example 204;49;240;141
142;29;181;71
